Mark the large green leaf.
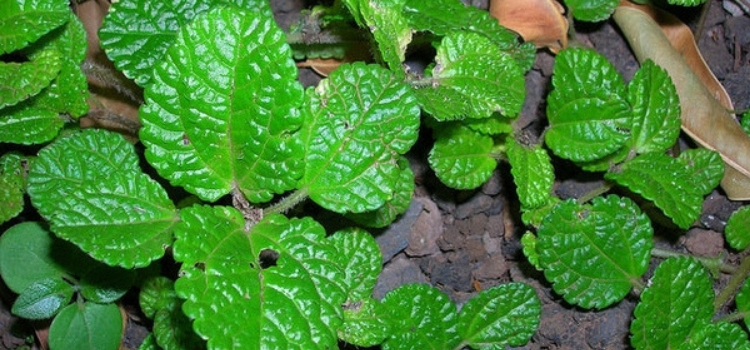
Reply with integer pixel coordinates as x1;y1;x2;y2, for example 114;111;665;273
414;31;525;121
27;129;177;268
0;153;26;224
545;48;631;162
605;152;703;229
0;49;61;109
537;196;653;309
677;322;750;350
0;0;70;54
48;302;123;350
299;62;420;213
173;207;346;349
630;257;714;349
428;124;497;190
140;7;304;203
626;60;681;154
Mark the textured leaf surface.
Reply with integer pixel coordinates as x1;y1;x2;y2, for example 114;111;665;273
300;63;420;213
678;148;724;196
630;257;714;349
0;0;69;54
537;196;653;309
626;60;681;154
726;206;750;250
140;7;304;203
415;32;525;121
546;48;631;162
140;277;205;350
521;232;541;270
381;284;461;350
736;278;750;328
48;302;122;350
677;322;750;350
360;0;411;72
668;0;705;5
339;297;390;347
0;49;60;109
605;153;702;229
0;153;26;224
462;116;513;135
328;228;382;301
344;157;414;228
173;207;345;349
507;139;554;210
11;277;73;319
565;0;619;21
27;129;176;268
429;125;496;190
0;103;62;144
457;283;541;348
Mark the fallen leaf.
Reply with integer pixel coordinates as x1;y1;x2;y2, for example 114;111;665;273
489;0;568;52
614;2;750;200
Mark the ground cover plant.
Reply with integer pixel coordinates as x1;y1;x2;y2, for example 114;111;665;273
0;0;749;349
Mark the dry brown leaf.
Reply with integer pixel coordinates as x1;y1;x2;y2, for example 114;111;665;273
614;2;750;200
489;0;568;52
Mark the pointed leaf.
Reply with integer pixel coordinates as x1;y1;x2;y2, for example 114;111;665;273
48;302;123;350
605;152;703;229
11;278;73;320
537;196;653;309
381;284;461;350
630;257;714;349
626;60;681;154
140;8;304;203
415;31;525;121
0;49;61;109
565;0;619;22
457;283;541;348
27;129;176;268
428;124;496;190
0;0;69;54
0;153;26;224
725;206;750;251
173;207;345;349
546;48;631;162
507;138;555;210
300;62;420;213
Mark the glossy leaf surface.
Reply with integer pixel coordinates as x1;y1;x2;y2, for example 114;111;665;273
626;60;681;154
725;206;750;250
678;148;724;196
140;7;304;203
27;129;176;268
140;277;205;350
0;49;60;109
537;196;653;309
329;228;382;301
0;153;26;224
429;125;496;190
565;0;619;21
344;157;414;228
507;138;554;210
0;0;69;54
11;277;73;319
359;0;411;72
339;297;390;347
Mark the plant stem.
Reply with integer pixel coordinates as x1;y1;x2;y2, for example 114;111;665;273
714;309;750;324
265;188;310;215
650;247;736;274
575;182;614;204
714;247;750;312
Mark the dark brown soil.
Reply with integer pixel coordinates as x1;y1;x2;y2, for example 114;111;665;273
1;0;748;349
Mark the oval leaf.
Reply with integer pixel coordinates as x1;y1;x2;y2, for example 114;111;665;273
725;206;750;251
0;153;26;224
11;278;74;320
428;124;496;190
48;302;123;350
507;138;555;210
627;59;681;154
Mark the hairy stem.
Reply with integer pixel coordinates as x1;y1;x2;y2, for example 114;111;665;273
651;247;735;274
575;182;614;205
714;247;750;312
265;188;310;215
714;309;750;324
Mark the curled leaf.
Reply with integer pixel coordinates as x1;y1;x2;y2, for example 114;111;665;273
489;0;568;52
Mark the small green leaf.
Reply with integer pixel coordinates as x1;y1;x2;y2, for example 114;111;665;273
521;232;541;270
0;0;70;54
138;334;159;350
344;156;414;228
359;0;411;73
677;148;724;196
677;322;750;350
381;284;461;350
139;277;205;350
630;257;714;350
140;7;304;203
546;48;631;162
11;278;74;319
0;101;62;144
741;112;750;135
537;196;653;309
565;0;619;22
626;60;681;154
428;125;496;190
458;283;541;348
139;277;178;319
329;228;382;301
725;206;750;250
507;139;555;210
735;278;750;327
339;297;390;347
27;129;176;268
521;197;561;227
300;62;420;213
462;115;513;135
0;153;26;224
667;0;706;5
605;152;702;229
79;264;136;303
415;31;525;121
48;302;123;350
173;207;345;349
0;49;61;109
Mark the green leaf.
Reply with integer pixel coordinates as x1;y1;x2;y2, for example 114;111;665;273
458;283;541;348
0;153;26;224
565;0;619;22
48;302;123;350
300;62;420;213
27;129;176;268
428;124;497;190
415;31;525;121
140;8;304;203
359;0;411;72
725;206;750;250
11;278;74;319
344;156;414;228
605;152;702;229
79;264;136;303
677;148;724;196
545;48;631;162
521;197;561;227
677;322;750;350
0;102;62;144
667;0;706;6
140;277;177;319
0;49;61;109
741;112;750;136
329;228;382;301
339;297;390;347
381;284;461;350
507;138;555;210
630;257;714;349
138;334;160;350
0;0;70;54
173;207;346;349
521;232;541;270
736;278;750;328
461;115;513;135
139;277;205;350
537;196;653;309
626;60;681;154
